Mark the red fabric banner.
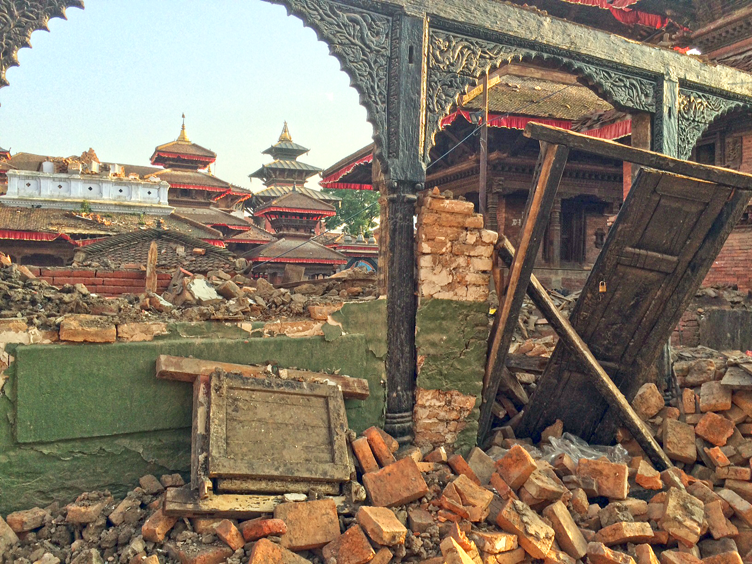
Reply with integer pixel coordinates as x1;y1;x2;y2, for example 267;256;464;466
440;110;572;131
581;119;632;140
0;230;78;245
320;153;374;190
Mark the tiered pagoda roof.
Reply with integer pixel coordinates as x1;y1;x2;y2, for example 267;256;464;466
250;123;322;188
254;188;336;239
150;118;217;170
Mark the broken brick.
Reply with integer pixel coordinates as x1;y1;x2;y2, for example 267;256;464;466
448;454;482;485
696;413;736;446
453;473;494;520
700;382;733;413
362;456;429;507
5;507;48;533
239;518;287;542
587;542;636;564
635;544;661;564
472;530;518;554
247;538;311;564
594;522;655;546
352;437;380;474
141;508;178;543
214;519;244;551
466;447;497;485
664;419;698;464
683;389;698;414
577;458;629;500
659;488;705;547
441;536;476;564
59;314;117;343
364;426;397;467
356;506;407;546
274;499;341;551
636;460;664;490
717;489;752;527
704;500;739;540
633;383;666;420
496;499;555;559
322;525;376;564
490;472;518;501
706;447;732;468
408;508;434;533
717;466;752;480
542;500;588;560
660;551;703;564
0;516;19;555
496;445;538;490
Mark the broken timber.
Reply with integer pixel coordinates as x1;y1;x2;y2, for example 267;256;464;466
164;485;283;519
155;355;369;400
497;236;672;470
509;124;752;445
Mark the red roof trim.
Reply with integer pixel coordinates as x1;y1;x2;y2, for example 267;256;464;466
227;238;269;244
209;224;252;232
0;230;79;245
320;182;374;191
254;207;336;217
201;239;226;248
581;119;632;141
212;190;253;203
250;257;347;265
441;111;573;131
320;153;374;189
152;151;215;163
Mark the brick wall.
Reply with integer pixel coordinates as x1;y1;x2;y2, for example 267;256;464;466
703;225;752;291
27;267;172;297
671;309;701;347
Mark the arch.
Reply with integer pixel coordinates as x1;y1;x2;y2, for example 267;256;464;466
678;89;752;160
424;29;657;160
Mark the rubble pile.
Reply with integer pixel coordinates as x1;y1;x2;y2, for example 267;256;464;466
7;371;752;564
0;262;378;329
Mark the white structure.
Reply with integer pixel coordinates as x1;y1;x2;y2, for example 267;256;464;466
2;169;173;215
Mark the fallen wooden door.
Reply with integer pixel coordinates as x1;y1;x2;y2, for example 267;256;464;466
518;168;750;443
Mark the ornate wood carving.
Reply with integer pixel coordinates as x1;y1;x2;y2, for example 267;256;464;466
0;0;83;87
265;0;391;154
425;30;657;159
678;89;749;160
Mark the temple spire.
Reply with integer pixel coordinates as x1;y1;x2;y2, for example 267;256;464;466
279;121;292;143
177;113;190;143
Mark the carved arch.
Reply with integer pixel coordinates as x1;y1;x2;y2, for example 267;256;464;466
678;89;751;160
264;0;392;157
0;0;83;88
424;29;657;161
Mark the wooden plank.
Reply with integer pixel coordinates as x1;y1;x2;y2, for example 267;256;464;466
145;240;158;293
506;354;549;374
207;374;353;486
497;237;672;470
518;164;750;444
478;142;570;443
216;477;340;495
191;374;212;499
721;366;752;390
155;355;369;400
164;485;283;519
524;123;752;190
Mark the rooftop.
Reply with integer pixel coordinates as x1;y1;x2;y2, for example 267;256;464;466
244;237;348;265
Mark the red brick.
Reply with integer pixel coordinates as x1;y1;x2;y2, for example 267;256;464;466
213;519;244;551
362;457;429;507
239;518;287;542
274;499;340;551
363;427;397;467
247;538;310;564
5;508;48;533
322;525;375;564
696;413;736;446
356;506;407;545
587;542;636;564
351;437;380;474
142;508;178;542
496;445;537;490
96;270;145;279
496;499;555;559
448;454;481;485
577;458;629;500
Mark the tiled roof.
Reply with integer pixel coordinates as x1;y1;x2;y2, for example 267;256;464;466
257;190;336;214
226;224;277;244
250;159;322;179
152;140;216;160
244;237;347;264
463;75;613;121
79;229;236;271
148;169;232;189
7;152;48;172
262;141;310;155
0;205;220;238
173;207;254;228
252;185;341;203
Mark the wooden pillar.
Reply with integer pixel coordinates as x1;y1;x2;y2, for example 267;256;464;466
625;112;653;199
487;186;499;232
550;198;561;268
374;156;388;296
479;72;490;220
654;75;679;158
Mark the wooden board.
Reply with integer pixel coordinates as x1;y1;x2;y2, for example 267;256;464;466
164;485;283;518
208;373;353;488
155;355;369;400
216;477;339;495
518;167;750;443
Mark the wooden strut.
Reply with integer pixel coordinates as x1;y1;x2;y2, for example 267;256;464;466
497;236;673;471
478;141;570;442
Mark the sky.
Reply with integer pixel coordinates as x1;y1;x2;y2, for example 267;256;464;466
0;0;374;190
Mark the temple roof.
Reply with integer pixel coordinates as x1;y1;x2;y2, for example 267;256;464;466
250;159;322;179
226;224;277;245
254;190;337;217
0;206;221;239
173;206;256;229
261;122;311;160
251;185;341;205
150;119;217;169
244;237;347;264
78;228;236;271
146;169;232;191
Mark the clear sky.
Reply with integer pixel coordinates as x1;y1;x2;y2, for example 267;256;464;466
0;0;374;190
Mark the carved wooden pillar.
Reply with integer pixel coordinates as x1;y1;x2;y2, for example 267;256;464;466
654;75;679;158
374;157;388;296
486;186;499;232
550;197;562;268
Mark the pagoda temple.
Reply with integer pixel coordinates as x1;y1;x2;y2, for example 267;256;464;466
250;123;322;189
244;188;346;282
145;116;252;211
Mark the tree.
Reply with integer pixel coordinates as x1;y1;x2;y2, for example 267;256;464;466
322;188;380;236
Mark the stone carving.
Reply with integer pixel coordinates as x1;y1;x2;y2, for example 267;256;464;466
0;0;83;87
266;0;391;153
425;30;656;158
678;89;748;159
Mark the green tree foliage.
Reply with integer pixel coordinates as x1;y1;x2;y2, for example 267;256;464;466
322;188;380;236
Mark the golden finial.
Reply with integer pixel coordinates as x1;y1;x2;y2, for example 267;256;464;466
279;121;292;143
177;113;190;143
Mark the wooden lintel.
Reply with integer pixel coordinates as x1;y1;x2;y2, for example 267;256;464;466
155;355;370;400
497;236;673;470
525;123;752;190
164;485;283;519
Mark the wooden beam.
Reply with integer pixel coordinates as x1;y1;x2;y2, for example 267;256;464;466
145;241;158;293
164;485;283;519
479;71;489;219
524;123;752;189
478;141;570;443
155;355;370;400
497;236;673;470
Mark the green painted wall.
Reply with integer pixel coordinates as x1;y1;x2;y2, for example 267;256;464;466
0;298;487;514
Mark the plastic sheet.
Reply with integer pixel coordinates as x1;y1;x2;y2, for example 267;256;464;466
540;432;630;465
